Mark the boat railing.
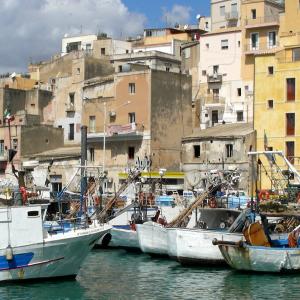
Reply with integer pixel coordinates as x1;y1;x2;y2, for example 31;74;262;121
47;216;94;235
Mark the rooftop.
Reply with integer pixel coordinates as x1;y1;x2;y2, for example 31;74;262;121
183;123;254;141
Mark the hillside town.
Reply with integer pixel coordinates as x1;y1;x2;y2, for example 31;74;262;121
1;0;296;198
3;0;300;291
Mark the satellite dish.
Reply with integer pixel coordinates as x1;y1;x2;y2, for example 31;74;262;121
64;33;69;38
10;72;16;79
196;14;201;20
184;24;189;30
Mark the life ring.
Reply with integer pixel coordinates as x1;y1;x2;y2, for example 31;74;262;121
258;190;270;201
208;198;217;208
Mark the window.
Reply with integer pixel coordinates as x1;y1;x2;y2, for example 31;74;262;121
221;39;229;50
128;147;135;159
251;9;256;19
12;139;18;150
166;67;170;72
27;211;39;217
250;33;259;50
89;148;95;162
231;3;237;12
202;70;207;76
76;68;80;74
129;83;136;94
0;140;4;156
69;93;75;106
293;48;300;62
268;100;274;109
101;48;106;55
206;43;209;49
194;145;200;158
287;78;295;101
286;113;295;136
286;141;295;164
128;112;136;123
268;31;276;48
220;5;225;17
268;66;274;75
205;22;209;29
86;43;91;51
69;123;74;140
238;41;241;47
213;65;219;74
213;89;219;101
212;110;218;125
226;144;233;158
237;88;242;97
89;116;96;133
237;111;244;121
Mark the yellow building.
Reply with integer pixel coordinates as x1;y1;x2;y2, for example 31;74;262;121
254;0;300;188
241;0;283;82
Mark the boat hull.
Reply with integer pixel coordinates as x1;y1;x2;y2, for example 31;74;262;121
0;226;107;282
167;228;243;265
108;226;139;250
219;244;300;273
136;222;168;256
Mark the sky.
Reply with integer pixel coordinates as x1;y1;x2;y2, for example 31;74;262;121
0;0;210;73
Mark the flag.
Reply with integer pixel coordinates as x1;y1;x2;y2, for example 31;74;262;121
4;109;15;122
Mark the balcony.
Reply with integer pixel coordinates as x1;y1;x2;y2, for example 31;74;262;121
88;123;144;142
202;95;225;107
225;11;239;21
244;42;280;55
244;15;279;29
207;73;222;84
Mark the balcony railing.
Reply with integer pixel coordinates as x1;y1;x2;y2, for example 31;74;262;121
207;73;222;83
225;11;239;20
107;123;144;136
244;15;279;27
202;95;226;106
244;42;279;54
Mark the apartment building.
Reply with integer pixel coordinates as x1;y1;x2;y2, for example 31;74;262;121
254;0;300;188
82;68;192;192
211;0;241;30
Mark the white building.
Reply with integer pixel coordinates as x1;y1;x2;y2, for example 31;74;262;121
61;34;98;56
211;0;241;30
199;28;252;129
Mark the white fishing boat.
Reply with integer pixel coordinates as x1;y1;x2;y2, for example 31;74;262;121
136;221;168;256
167;208;244;265
0;204;110;282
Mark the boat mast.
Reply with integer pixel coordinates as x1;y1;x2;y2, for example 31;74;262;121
80;126;88;217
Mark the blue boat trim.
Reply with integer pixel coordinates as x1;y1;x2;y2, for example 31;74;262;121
113;225;131;230
0;255;64;272
0;252;34;271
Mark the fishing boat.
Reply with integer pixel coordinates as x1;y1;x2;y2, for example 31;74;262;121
0;203;110;282
215;220;300;273
167;208;246;265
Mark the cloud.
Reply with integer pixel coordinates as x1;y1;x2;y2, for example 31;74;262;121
0;0;146;73
162;4;192;27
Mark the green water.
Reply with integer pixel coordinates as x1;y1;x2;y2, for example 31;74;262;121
1;248;300;300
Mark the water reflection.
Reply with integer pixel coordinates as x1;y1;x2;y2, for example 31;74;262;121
1;249;300;300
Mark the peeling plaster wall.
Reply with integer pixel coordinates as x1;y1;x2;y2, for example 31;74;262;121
150;70;193;170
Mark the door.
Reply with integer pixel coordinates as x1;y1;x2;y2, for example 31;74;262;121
286;141;295;164
212;110;218;126
250;33;259;50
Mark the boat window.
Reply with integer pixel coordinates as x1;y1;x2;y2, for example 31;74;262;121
27;211;40;217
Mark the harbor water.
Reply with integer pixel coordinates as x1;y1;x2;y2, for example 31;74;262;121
1;248;300;300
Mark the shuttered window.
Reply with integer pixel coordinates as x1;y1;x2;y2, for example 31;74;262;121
287;78;295;101
286;113;295;136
